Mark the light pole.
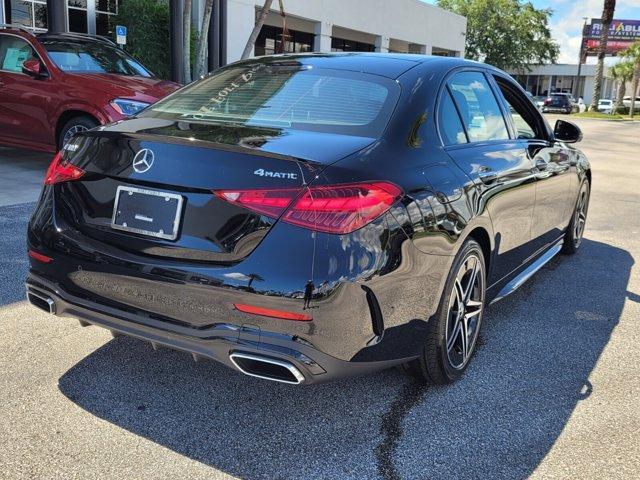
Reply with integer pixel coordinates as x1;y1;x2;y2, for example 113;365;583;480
575;17;589;99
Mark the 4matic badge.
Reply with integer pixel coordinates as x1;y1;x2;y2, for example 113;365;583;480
253;169;298;180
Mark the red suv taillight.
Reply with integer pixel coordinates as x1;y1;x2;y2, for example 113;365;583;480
44;152;85;185
214;181;402;234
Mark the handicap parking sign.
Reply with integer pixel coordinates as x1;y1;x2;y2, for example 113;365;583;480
116;25;127;45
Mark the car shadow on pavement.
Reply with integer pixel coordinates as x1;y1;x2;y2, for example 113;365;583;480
58;239;633;479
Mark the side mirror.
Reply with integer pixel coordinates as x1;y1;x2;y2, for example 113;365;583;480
554;119;582;143
22;59;44;78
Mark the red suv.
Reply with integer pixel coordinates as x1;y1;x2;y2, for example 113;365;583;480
0;27;180;152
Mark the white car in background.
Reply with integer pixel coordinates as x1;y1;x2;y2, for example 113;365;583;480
532;95;546;111
597;99;614;114
622;96;640;108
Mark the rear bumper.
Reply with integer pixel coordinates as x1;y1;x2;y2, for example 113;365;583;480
26;273;407;384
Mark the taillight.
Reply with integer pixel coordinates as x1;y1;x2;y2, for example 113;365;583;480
28;250;53;263
44;152;85;185
215;181;402;234
215;188;300;218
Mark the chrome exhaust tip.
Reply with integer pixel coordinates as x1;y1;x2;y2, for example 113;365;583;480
229;352;305;385
27;290;56;315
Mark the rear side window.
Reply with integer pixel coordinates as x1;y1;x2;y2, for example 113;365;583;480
0;35;37;73
448;72;509;142
143;64;400;137
439;90;467;145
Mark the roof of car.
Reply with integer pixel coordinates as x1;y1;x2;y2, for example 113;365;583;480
231;52;491;79
0;27;116;46
36;32;117;46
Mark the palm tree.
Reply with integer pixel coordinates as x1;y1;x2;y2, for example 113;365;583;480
622;41;640;118
194;0;215;78
609;61;634;114
183;0;192;83
241;0;274;59
590;0;616;111
246;273;265;289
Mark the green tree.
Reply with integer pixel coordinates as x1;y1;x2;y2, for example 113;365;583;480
590;0;616;111
609;61;634;114
621;40;640;118
437;0;559;71
112;0;197;81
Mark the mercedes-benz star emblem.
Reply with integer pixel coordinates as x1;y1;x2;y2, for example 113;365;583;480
132;149;154;173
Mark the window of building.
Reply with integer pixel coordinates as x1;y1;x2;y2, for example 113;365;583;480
96;0;117;36
432;47;457;57
3;0;117;35
6;0;47;31
67;1;88;33
330;37;374;52
65;0;118;35
448;71;509;143
255;25;313;56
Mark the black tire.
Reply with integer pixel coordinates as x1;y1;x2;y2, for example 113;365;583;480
57;115;98;150
561;178;590;255
403;238;486;385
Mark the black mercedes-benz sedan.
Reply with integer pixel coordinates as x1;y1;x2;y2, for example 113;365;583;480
26;53;590;385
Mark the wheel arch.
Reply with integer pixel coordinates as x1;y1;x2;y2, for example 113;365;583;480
55;110;100;149
465;227;492;278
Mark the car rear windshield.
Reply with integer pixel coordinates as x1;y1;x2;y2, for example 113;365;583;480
141;63;401;137
549;97;569;106
42;40;151;77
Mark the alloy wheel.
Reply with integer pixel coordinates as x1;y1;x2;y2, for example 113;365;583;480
445;253;485;370
62;125;89;146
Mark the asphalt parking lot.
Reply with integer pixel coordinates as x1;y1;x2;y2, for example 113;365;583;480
1;116;639;479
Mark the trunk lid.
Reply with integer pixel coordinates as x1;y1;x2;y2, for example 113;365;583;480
57;119;374;263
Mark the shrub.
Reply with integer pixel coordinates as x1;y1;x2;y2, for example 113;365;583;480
111;0;197;81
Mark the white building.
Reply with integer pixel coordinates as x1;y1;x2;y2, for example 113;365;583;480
225;0;467;62
509;63;617;105
2;0;466;82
